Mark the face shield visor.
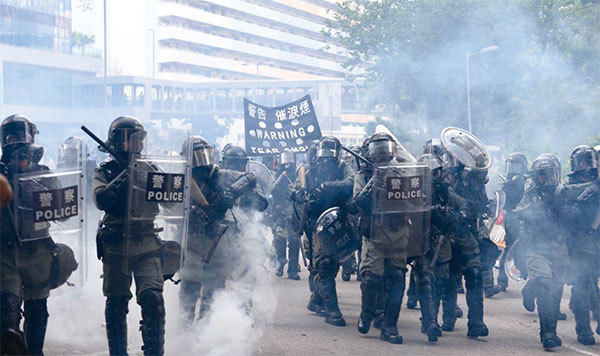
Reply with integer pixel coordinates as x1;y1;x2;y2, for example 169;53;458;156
223;157;248;172
316;140;340;161
368;139;396;164
192;145;216;168
1;121;36;148
532;166;560;187
570;151;598;172
280;151;295;166
506;160;528;175
112;128;145;153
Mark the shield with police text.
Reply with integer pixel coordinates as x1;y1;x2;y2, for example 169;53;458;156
313;207;359;261
248;160;274;196
12;141;88;292
370;164;431;258
124;148;191;274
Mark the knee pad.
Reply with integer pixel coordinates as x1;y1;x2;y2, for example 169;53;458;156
138;289;165;318
1;293;22;329
385;267;406;285
23;299;48;320
417;271;434;288
105;296;129;321
361;272;383;290
316;257;336;278
464;267;482;289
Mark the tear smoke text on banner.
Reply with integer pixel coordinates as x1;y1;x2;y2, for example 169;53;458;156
244;95;322;156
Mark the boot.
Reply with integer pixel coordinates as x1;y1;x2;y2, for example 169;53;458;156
105;296;129;356
521;280;536;312
441;278;457;332
380;268;405;344
536;279;561;349
138;290;165;356
482;268;501;299
571;280;595;345
406;271;418;309
287;236;301;279
465;268;488;338
319;277;345;326
23;299;49;356
1;293;26;355
497;251;509;292
418;274;442;342
373;279;386;330
273;235;287;277
357;273;381;334
574;309;595;345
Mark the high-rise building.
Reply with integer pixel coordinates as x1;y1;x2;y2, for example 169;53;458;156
0;0;72;52
0;0;101;130
154;0;348;82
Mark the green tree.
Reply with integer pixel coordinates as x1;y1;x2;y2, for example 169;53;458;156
326;0;600;160
71;31;96;56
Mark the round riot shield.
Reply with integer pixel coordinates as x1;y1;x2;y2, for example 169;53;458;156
440;127;491;171
313;207;358;261
248;160;274;195
504;238;526;284
12;140;88;293
370;163;431;258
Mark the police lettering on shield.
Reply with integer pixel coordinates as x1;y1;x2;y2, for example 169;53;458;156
386;175;423;200
146;172;185;203
33;185;79;222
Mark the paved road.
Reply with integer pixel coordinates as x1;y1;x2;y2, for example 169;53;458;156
256;270;600;356
44;264;600;356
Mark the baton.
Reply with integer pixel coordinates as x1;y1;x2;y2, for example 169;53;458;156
342;146;372;167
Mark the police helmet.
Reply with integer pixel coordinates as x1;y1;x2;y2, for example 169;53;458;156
181;136;215;168
569;145;598;175
106;116;145;154
530;155;561;188
505;152;528;176
363;132;398;165
316;136;342;161
1;114;38;151
222;145;248;172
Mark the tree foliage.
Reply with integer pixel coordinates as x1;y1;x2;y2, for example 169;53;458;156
325;0;600;161
71;31;96;56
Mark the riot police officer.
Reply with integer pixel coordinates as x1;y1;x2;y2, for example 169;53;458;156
288;136;354;327
439;127;490;338
556;145;600;345
496;152;528;292
93;116;166;355
271;151;301;280
353;132;416;344
179;137;266;328
515;154;567;349
0;115;54;355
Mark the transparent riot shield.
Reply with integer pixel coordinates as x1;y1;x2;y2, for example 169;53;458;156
370;163;431;258
440;127;491;171
248;160;274;196
124;135;191;275
12;141;87;293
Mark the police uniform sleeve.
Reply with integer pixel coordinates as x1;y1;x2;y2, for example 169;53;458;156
93;164;127;212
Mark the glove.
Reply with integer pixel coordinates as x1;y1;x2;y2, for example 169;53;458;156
95;169;128;211
221;188;236;210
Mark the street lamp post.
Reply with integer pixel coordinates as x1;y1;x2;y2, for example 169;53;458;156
465;45;499;133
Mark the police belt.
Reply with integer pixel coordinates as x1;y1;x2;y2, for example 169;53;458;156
100;221;160;242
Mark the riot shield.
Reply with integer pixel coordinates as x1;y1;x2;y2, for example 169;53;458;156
440;127;491;171
504;238;526;284
248;160;274;196
313;207;358;261
124;147;191;274
370;164;431;258
12;141;87;292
